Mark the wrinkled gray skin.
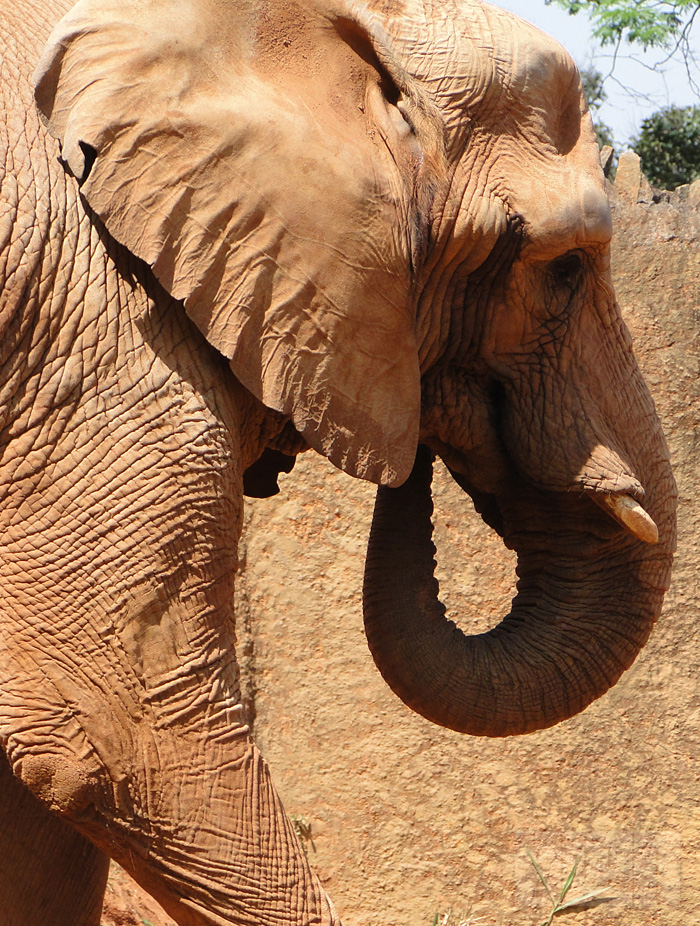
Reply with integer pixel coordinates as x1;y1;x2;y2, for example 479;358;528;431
0;1;675;925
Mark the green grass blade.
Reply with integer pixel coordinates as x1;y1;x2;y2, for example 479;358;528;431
556;859;579;906
556;888;612;911
526;847;555;904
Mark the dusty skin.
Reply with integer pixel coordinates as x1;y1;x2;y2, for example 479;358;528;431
0;1;675;925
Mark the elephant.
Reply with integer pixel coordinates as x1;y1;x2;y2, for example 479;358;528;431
0;0;676;923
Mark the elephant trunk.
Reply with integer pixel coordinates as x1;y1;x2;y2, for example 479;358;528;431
362;445;674;736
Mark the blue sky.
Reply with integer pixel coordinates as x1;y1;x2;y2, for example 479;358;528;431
492;1;699;145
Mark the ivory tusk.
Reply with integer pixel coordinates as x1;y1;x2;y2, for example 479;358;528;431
598;493;659;545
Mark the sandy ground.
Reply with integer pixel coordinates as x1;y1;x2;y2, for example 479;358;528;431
101;864;176;926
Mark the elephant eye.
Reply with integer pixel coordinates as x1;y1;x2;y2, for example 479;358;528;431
549;251;583;289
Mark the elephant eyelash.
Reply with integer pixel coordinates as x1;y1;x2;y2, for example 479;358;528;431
549;251;584;290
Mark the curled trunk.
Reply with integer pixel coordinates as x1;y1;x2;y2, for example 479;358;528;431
363;445;674;736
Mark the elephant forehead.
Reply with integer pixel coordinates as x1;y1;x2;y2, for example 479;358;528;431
494;9;578;99
514;165;612;256
370;0;579;129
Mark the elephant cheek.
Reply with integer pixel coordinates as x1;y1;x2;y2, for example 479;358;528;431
496;308;651;500
419;369;511;496
501;381;643;497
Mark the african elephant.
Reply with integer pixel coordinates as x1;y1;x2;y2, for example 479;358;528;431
0;0;675;923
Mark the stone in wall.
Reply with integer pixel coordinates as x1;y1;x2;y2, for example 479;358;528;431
615;150;700;208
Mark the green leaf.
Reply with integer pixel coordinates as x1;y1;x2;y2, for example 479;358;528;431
632;105;700;188
546;0;700;51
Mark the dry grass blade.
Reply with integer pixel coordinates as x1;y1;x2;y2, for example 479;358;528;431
555;890;615;913
432;907;487;926
527;849;613;926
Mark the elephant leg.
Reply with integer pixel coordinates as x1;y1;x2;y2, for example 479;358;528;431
0;430;338;924
92;728;340;926
1;648;338;926
0;747;110;926
0;269;339;923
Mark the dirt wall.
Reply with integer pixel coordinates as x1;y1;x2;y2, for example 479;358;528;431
237;156;700;926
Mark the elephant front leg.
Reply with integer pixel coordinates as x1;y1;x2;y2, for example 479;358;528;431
110;729;339;926
1;585;338;926
0;327;337;923
89;704;339;926
0;747;110;926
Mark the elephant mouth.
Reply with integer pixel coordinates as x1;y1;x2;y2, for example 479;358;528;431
422;371;659;548
448;460;659;547
362;443;673;737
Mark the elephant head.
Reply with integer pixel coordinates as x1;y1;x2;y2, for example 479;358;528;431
33;0;675;743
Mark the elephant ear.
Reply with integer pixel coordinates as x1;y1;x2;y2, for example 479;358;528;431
34;0;438;485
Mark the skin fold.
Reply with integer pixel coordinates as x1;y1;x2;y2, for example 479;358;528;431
0;1;675;924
